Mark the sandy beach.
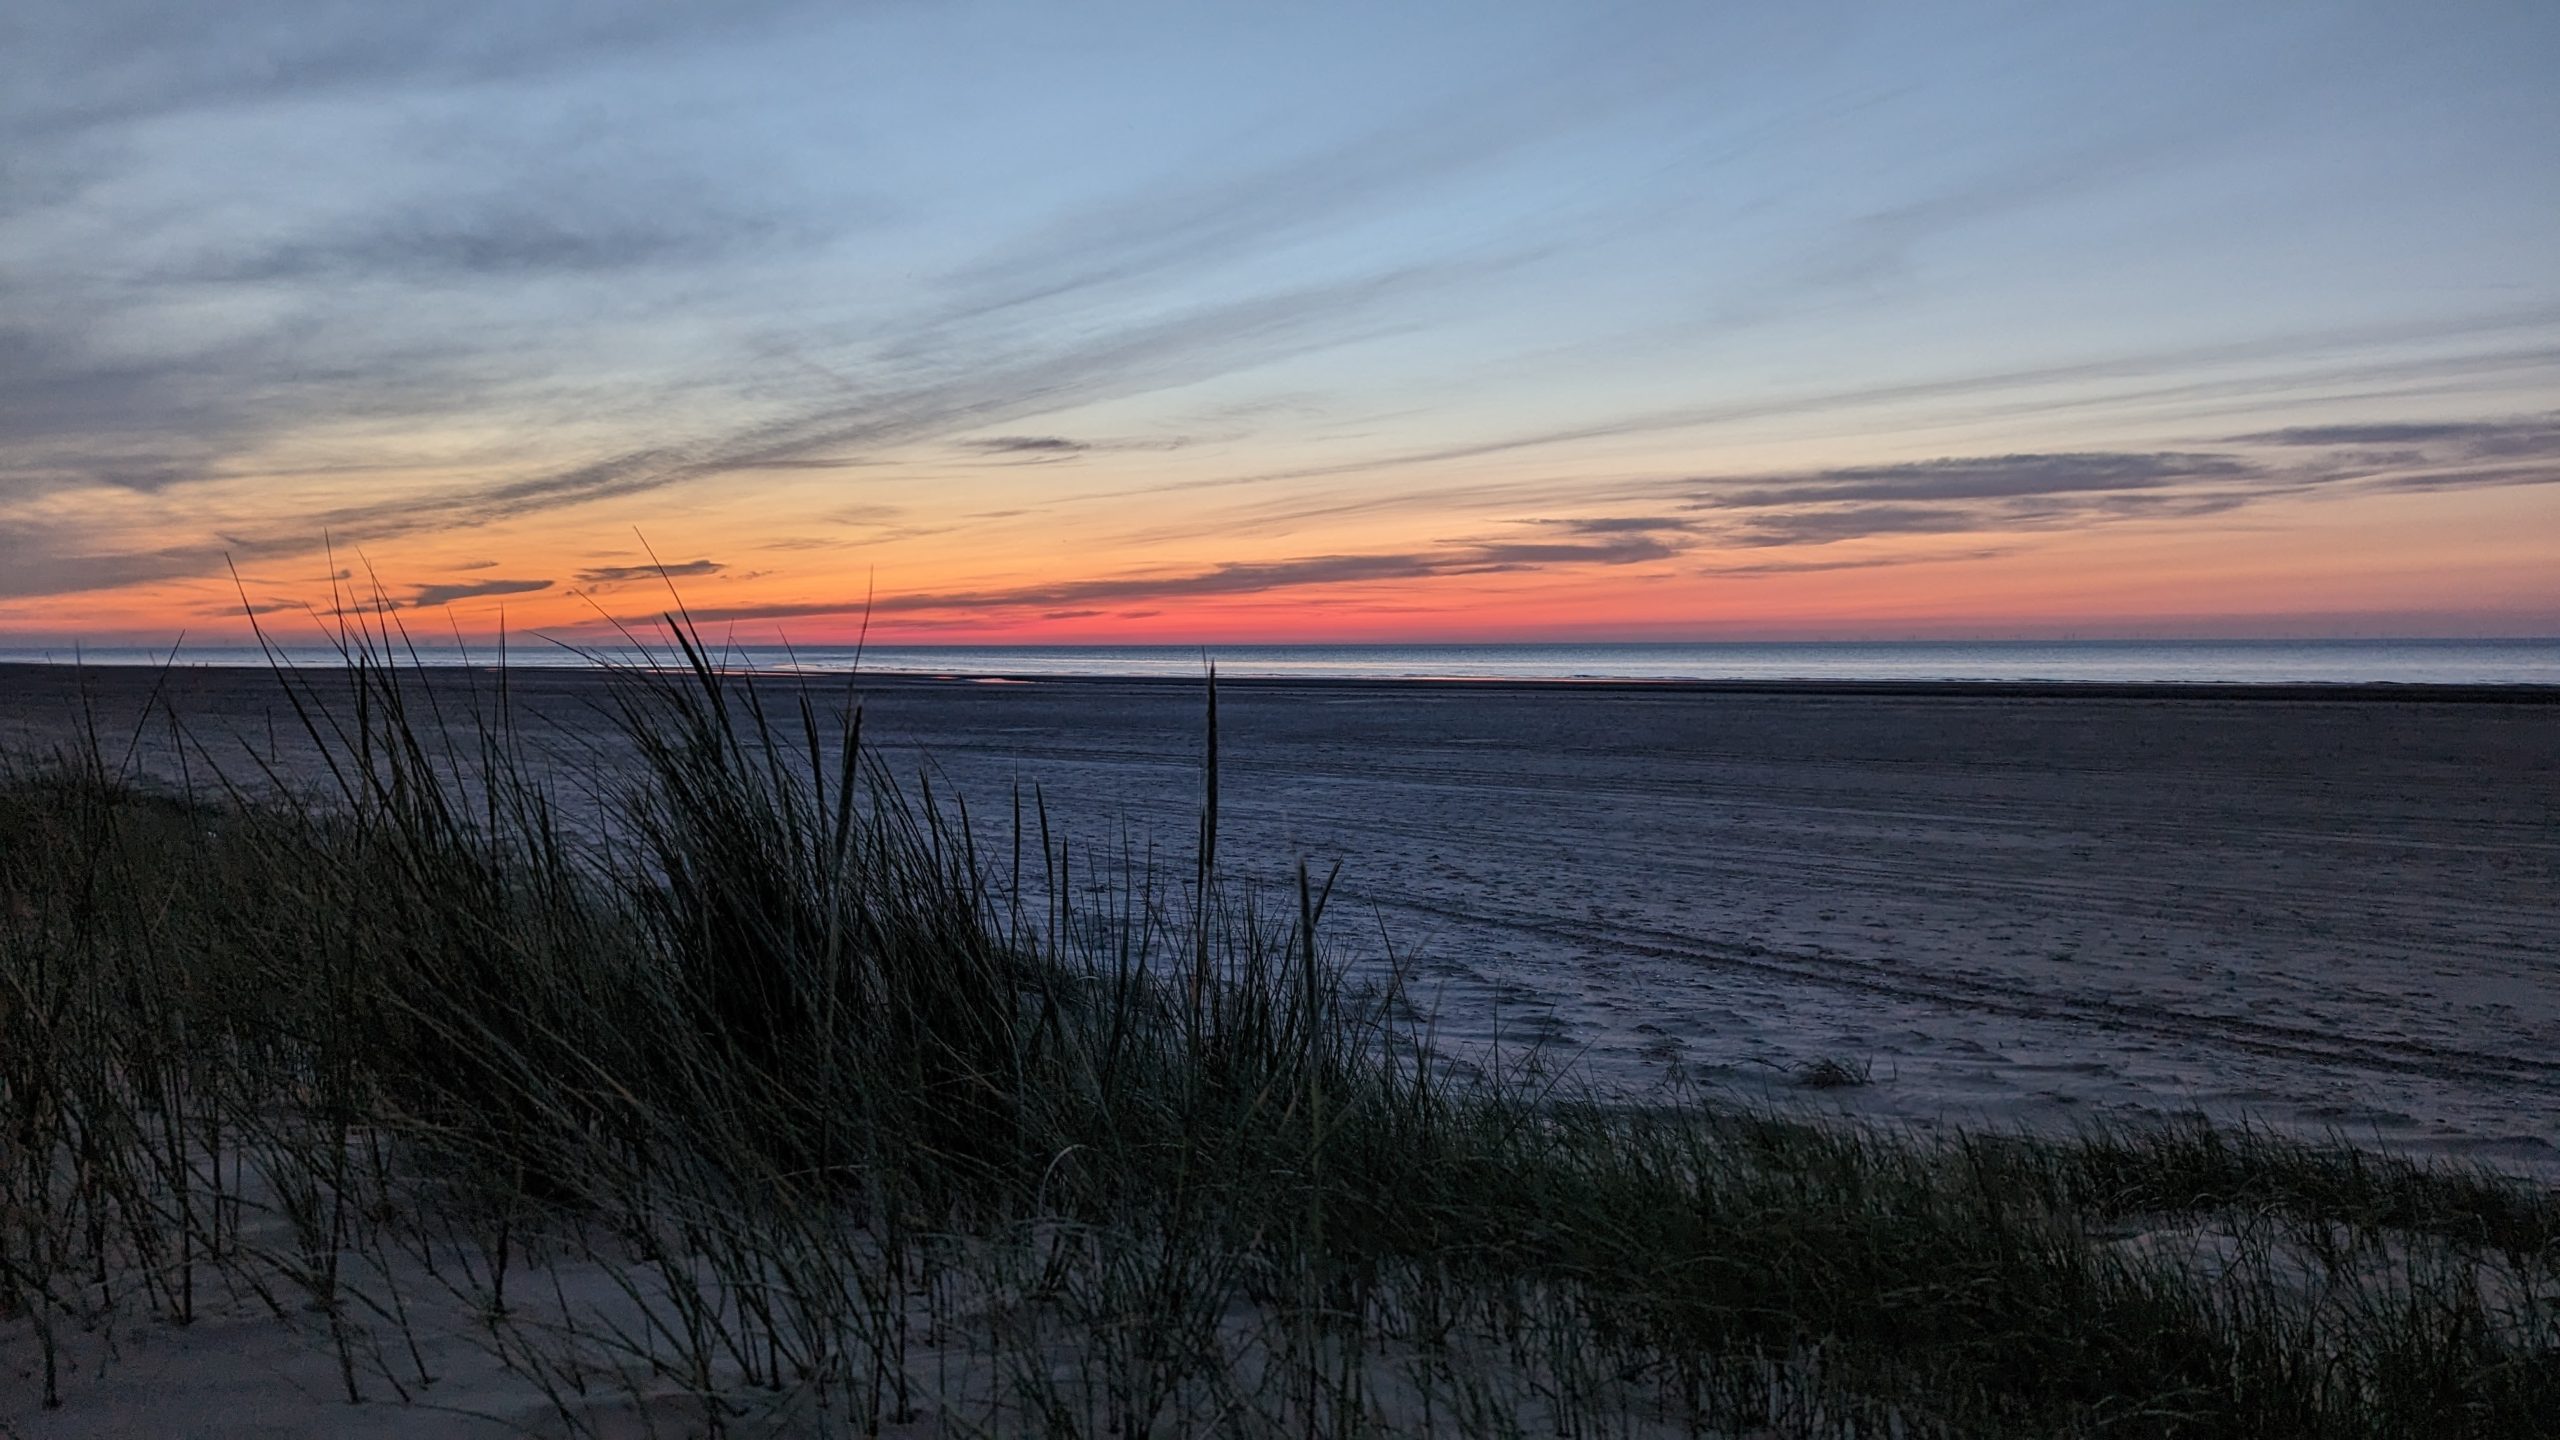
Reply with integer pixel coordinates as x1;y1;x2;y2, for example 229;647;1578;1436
9;657;2558;1438
7;663;2553;1177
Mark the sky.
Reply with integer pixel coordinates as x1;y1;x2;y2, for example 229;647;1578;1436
3;0;2555;645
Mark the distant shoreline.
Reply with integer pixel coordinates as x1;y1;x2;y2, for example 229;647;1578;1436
5;659;2558;704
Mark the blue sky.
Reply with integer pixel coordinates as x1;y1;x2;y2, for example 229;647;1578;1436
3;1;2554;639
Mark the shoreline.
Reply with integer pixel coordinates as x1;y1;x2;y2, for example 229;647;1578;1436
5;658;2559;704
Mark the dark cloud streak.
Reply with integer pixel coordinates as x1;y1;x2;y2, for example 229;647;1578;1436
962;436;1088;454
1690;452;2258;509
575;559;724;583
412;577;553;607
1701;546;2015;577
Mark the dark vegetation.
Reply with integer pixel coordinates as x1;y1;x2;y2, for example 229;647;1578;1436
2;621;2554;1436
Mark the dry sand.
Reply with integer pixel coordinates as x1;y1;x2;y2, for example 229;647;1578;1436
3;663;2554;1176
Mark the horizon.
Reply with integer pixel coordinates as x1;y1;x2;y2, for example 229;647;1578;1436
6;3;2556;646
11;634;2560;656
8;634;2556;686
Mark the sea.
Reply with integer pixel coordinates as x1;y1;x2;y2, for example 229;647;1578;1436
4;638;2556;686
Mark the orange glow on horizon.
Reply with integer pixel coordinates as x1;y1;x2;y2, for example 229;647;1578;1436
5;430;2554;649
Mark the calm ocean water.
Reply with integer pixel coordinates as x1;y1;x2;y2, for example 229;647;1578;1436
5;639;2556;685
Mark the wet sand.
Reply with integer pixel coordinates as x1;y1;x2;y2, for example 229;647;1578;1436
6;663;2555;1175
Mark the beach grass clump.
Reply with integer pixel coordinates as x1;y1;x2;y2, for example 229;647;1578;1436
1794;1056;1875;1089
3;621;2555;1437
